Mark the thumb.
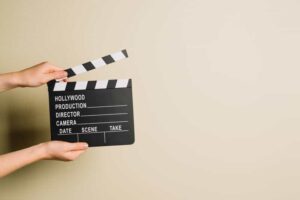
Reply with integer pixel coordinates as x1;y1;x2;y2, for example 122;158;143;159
67;142;89;151
46;70;68;82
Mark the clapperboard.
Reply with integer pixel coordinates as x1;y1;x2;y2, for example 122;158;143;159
47;49;134;147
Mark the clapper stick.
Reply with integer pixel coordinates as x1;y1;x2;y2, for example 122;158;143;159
48;49;128;89
65;49;128;78
47;49;135;147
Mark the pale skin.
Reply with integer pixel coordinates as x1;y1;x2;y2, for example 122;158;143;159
0;62;89;178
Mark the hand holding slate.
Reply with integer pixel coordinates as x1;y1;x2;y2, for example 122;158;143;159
42;141;89;161
0;62;89;178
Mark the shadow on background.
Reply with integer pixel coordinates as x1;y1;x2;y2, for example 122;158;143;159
6;99;48;152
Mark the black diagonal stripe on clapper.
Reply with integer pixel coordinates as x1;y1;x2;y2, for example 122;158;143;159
65;68;76;78
82;61;95;71
107;79;117;88
65;82;76;91
86;81;97;90
102;55;115;64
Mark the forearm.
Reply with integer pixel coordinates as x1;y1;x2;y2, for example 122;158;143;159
0;143;46;178
0;72;20;92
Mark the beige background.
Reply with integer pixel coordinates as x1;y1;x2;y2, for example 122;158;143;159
0;0;300;199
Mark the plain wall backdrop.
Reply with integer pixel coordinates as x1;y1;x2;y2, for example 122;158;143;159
1;0;300;199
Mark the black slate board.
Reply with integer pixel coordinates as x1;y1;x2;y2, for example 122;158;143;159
48;79;135;147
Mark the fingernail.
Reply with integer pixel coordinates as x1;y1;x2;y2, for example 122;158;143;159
84;143;89;148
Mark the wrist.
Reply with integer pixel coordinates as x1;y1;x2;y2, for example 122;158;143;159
10;71;26;88
5;71;23;88
32;143;49;161
0;71;27;92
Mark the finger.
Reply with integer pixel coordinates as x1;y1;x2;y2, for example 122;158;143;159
52;70;68;79
55;77;68;82
55;78;68;82
45;70;68;82
67;142;89;151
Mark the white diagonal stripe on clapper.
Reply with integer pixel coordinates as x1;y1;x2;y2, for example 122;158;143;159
91;58;106;68
95;80;108;89
54;82;67;91
115;79;129;88
111;51;126;61
72;65;87;75
75;81;88;90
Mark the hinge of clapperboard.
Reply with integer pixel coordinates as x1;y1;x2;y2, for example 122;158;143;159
47;49;129;90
